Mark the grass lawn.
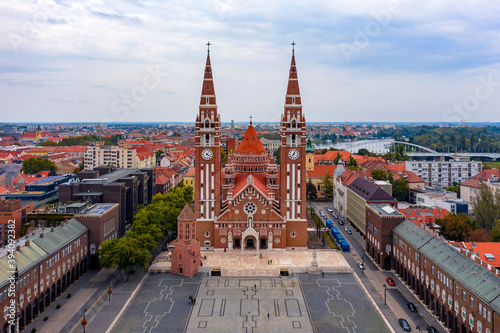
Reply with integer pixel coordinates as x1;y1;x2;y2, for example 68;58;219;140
484;161;500;169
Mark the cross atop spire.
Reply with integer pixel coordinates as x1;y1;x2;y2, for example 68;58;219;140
291;41;296;55
250;115;253;125
206;41;211;54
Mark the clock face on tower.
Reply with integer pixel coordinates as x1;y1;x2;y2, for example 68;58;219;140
288;149;299;160
202;149;213;160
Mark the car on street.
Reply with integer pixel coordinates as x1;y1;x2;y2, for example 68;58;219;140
386;277;395;286
319;210;325;216
427;326;438;333
333;213;338;219
357;262;364;270
327;208;333;212
407;302;417;313
398;318;411;332
338;220;345;225
346;228;352;235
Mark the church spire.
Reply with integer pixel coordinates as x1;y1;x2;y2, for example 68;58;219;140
285;43;301;104
200;44;216;104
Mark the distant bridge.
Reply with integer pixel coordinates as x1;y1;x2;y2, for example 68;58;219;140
325;139;500;160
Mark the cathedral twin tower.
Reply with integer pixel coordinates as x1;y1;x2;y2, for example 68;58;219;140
194;44;307;251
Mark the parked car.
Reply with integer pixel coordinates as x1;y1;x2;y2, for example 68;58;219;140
427;326;438;333
319;210;325;216
346;228;352;235
398;318;411;332
327;208;333;212
344;227;349;231
357;262;364;270
333;213;338;219
407;302;417;313
386;277;395;286
338;220;345;225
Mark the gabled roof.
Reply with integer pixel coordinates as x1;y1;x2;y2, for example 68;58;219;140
233;173;268;197
471;169;500;181
460;178;484;188
392;170;424;184
307;165;337;178
234;125;267;155
348;177;396;202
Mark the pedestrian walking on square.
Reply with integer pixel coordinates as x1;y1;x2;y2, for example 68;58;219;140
254;284;257;290
267;313;270;319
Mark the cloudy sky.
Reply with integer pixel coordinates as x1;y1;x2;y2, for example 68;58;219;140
1;0;500;123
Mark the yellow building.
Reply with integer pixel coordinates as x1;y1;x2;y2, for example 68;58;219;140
183;168;195;193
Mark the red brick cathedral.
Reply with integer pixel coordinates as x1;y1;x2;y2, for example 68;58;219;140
194;46;307;251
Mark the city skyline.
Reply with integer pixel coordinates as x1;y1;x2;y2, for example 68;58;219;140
2;0;500;123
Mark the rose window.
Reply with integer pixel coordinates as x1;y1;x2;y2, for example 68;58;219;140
244;202;257;215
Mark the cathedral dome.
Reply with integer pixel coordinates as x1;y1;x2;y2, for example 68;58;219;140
234;125;267;156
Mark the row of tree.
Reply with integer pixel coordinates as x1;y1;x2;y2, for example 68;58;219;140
99;183;194;280
39;134;124;146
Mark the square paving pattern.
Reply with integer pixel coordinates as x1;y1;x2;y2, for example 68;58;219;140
300;274;390;333
185;277;313;333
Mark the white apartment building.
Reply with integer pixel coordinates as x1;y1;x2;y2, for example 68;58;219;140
84;145;155;170
405;160;481;189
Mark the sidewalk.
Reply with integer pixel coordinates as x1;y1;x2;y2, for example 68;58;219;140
24;268;128;333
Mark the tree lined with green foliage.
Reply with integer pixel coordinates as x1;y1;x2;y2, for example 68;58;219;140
371;169;388;181
39;134;123;146
436;214;473;241
99;183;193;280
320;172;334;200
471;186;500;231
392;178;409;202
21;157;57;176
306;179;317;200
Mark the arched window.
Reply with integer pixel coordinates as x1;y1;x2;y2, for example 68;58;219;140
291;134;296;144
205;134;210;144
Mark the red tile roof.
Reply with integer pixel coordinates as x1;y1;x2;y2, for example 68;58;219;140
471;169;500;181
233;173;268;197
398;207;450;225
392;170;424;184
307;165;337;178
234;125;267;155
450;242;500;268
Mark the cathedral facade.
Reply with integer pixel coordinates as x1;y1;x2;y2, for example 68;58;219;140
194;47;307;251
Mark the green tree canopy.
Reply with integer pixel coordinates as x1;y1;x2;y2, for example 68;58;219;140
391;178;409;202
357;148;371;156
471;186;500;230
371;169;388;181
320;172;334;200
21;157;57;175
306;179;317;200
99;183;194;281
436;214;473;241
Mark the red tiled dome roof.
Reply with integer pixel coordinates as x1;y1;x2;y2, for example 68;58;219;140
234;125;267;155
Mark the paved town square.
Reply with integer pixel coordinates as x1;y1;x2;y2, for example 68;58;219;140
111;271;389;333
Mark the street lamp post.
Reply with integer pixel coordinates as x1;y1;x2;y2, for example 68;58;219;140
383;284;387;305
81;308;88;333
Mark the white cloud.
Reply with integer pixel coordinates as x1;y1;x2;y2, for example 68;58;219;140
0;0;499;123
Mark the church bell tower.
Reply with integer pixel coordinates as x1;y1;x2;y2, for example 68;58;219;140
280;43;307;247
194;42;221;247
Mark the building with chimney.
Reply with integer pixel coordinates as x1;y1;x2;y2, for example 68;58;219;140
193;45;307;251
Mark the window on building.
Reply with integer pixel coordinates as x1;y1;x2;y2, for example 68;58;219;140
463;290;466;301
